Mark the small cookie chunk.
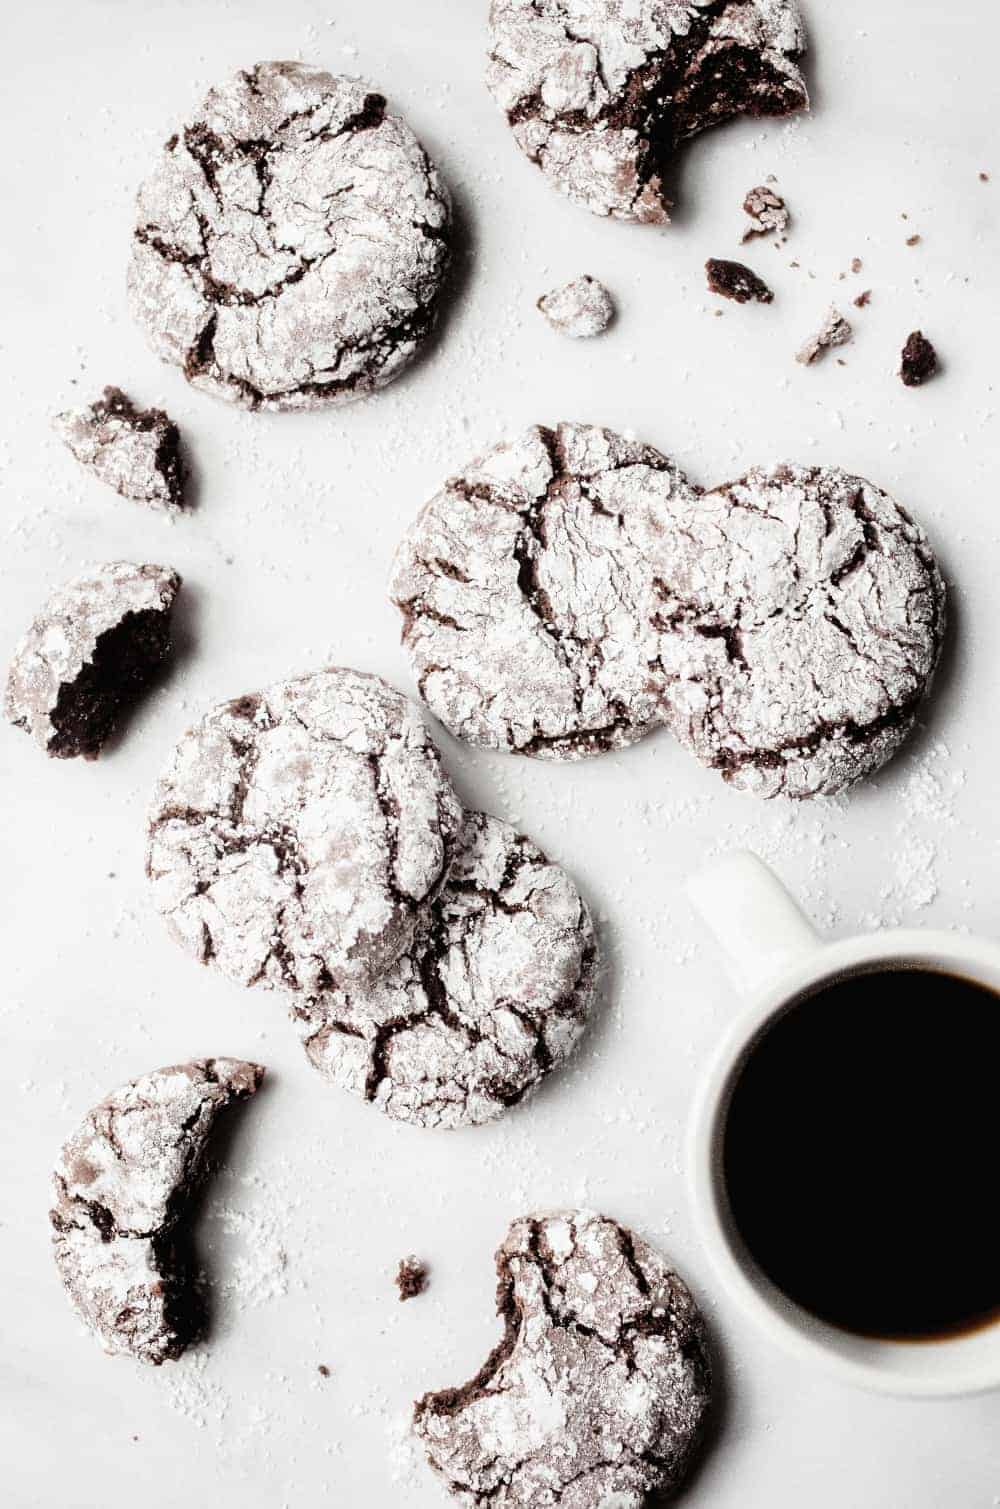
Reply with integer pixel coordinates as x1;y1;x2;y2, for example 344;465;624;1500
147;669;463;993
128;62;451;410
706;257;774;304
741;183;788;241
53;387;186;511
796;305;852;364
294;811;598;1129
537;275;614;337
487;0;808;223
396;1256;429;1301
653;464;946;797
5;562;180;759
900;330;938;387
413;1210;712;1506
50;1059;264;1364
390;422;698;759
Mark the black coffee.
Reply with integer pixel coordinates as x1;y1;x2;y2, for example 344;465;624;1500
722;968;1000;1340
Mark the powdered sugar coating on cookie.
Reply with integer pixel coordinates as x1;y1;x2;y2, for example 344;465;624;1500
128;62;451;410
50;1058;263;1364
486;0;807;223
295;811;597;1129
413;1209;711;1505
147;669;464;992
390;422;697;760
653;464;946;797
4;561;180;759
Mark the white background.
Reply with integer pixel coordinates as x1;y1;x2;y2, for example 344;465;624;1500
2;2;999;1505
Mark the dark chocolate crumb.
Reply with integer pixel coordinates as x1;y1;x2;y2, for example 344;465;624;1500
900;331;938;387
906;234;922;247
705;259;774;305
851;257;863;274
396;1256;429;1302
853;290;872;309
979;171;990;182
318;1364;331;1378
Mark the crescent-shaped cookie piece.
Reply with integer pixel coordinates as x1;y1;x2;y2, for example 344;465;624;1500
50;1058;264;1364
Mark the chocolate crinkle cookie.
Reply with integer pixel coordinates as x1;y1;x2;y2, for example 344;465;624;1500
53;387;186;511
413;1210;712;1507
128;62;451;410
390;422;698;760
50;1059;264;1364
653;464;946;798
146;668;463;994
294;810;597;1129
537;275;615;337
5;562;180;759
705;257;774;303
486;0;808;223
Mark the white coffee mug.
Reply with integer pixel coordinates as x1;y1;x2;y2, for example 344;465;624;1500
686;850;1000;1398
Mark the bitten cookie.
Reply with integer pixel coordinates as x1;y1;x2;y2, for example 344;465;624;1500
128;62;451;410
389;422;697;759
294;811;597;1129
50;1059;263;1364
486;0;808;223
653;464;946;797
5;562;180;759
146;669;463;993
414;1210;712;1506
53;387;186;511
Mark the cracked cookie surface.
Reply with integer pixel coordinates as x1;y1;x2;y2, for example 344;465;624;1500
50;1058;263;1364
147;668;464;993
413;1210;711;1506
653;464;946;797
128;61;451;410
294;811;597;1129
53;387;186;510
486;0;807;223
390;422;698;760
5;561;180;759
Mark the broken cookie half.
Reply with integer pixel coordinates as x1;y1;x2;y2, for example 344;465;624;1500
53;387;186;511
486;0;808;223
50;1058;264;1364
413;1210;712;1506
5;562;180;759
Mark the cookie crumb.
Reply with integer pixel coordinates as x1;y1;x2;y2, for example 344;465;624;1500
536;275;614;338
853;290;872;309
900;330;938;387
906;234;922;247
706;258;774;304
53;387;186;511
851;257;863;274
396;1256;429;1301
741;185;789;242
796;306;853;365
317;1364;331;1378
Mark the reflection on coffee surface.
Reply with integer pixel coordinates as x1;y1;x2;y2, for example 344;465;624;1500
723;969;1000;1340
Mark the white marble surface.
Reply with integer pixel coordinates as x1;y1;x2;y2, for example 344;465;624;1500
1;2;998;1505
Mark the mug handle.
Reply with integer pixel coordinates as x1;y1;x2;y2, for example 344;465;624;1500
686;850;822;995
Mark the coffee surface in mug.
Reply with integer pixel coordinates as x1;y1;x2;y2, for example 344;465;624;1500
722;968;1000;1340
